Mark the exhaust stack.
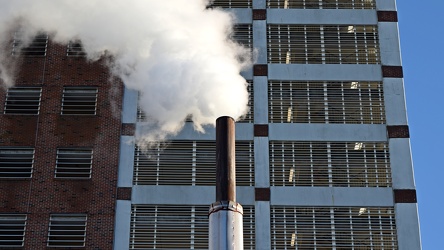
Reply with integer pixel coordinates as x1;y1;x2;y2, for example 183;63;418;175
209;116;244;250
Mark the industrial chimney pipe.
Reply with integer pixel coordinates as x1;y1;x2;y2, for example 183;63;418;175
209;116;244;250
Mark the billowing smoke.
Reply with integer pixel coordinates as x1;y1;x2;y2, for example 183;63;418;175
0;0;251;143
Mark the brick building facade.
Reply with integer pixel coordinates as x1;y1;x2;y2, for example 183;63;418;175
0;41;122;249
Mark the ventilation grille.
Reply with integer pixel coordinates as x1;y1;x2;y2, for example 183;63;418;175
270;141;391;187
243;206;255;249
267;0;376;9
232;24;253;54
267;25;380;64
3;87;42;115
239;80;254;123
0;214;27;247
130;205;255;249
47;214;87;248
67;41;87;57
55;148;93;179
0;148;34;178
134;141;254;186
210;0;252;8
271;206;398;249
61;87;98;115
12;33;48;57
269;81;385;124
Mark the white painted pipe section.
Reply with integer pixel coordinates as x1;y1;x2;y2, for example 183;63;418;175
209;201;244;250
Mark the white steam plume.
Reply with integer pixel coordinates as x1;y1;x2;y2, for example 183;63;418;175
0;0;251;142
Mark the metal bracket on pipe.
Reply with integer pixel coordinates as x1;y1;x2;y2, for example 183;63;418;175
209;201;243;216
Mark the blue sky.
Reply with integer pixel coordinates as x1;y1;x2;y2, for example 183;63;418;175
397;1;443;249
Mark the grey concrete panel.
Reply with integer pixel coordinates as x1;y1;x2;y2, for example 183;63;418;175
150;122;253;140
253;76;268;124
118;136;135;187
268;64;383;81
253;21;267;64
121;87;138;123
271;187;394;206
267;9;377;25
376;0;397;11
253;0;266;9
255;202;271;250
379;22;402;65
255;137;270;187
395;204;422;250
241;68;254;80
132;186;255;205
269;123;387;141
113;200;131;250
390;139;416;189
384;78;408;125
229;9;253;24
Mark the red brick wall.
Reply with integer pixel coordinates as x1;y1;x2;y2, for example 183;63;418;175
0;40;123;249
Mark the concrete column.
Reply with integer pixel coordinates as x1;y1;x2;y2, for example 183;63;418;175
113;200;132;250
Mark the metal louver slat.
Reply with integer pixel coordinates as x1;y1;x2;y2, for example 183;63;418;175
134;141;254;186
270;141;391;187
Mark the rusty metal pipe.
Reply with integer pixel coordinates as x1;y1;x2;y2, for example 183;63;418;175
210;116;243;250
215;116;236;202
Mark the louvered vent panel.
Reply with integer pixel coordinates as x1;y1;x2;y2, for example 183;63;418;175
270;141;391;187
233;24;253;54
267;25;380;64
134;141;254;186
67;40;87;57
238;80;254;123
47;214;87;248
0;214;27;247
130;205;255;249
267;0;376;9
4;87;42;115
269;81;385;124
0;148;34;178
61;87;98;115
12;33;48;57
210;0;252;8
271;206;398;249
55;148;93;179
